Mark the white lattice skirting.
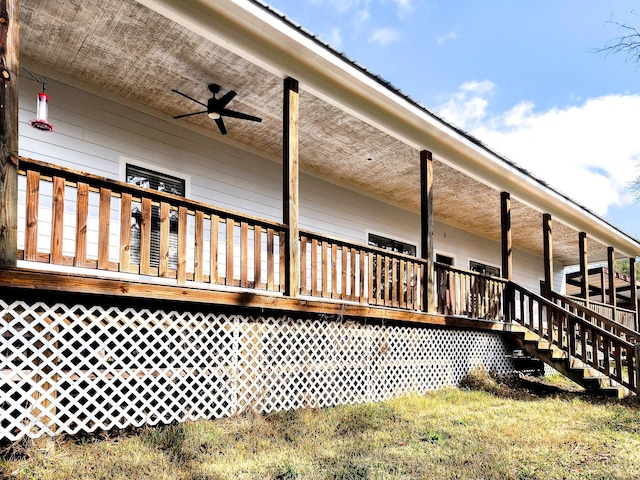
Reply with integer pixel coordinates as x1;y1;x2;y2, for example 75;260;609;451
1;298;514;441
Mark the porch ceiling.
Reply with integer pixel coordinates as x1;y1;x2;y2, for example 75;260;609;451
20;0;607;265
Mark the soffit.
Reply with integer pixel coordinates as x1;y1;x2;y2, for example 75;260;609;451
20;0;608;264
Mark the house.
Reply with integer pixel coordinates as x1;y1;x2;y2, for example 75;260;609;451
1;0;640;441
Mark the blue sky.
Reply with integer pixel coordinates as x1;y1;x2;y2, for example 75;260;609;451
264;0;640;239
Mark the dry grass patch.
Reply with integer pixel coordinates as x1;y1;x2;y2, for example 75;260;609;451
3;371;640;479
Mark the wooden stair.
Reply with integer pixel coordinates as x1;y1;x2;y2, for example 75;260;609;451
508;326;630;398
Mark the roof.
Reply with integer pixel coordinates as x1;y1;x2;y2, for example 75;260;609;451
19;0;640;264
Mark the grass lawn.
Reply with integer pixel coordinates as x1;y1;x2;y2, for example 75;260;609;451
2;370;640;479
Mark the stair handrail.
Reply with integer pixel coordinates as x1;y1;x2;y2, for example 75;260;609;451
546;290;640;344
508;281;638;392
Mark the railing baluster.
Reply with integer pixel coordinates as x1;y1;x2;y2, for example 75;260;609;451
340;246;347;299
267;228;274;291
210;214;220;284
399;259;406;309
225;218;234;286
119;192;132;273
321;241;329;298
51;176;65;265
359;249;366;304
177;206;187;285
24;169;40;262
240;221;248;288
299;235;307;295
194;210;204;282
75;182;89;268
331;243;338;299
158;202;170;278
139;197;152;275
311;238;318;296
97;187;111;270
350;247;357;301
254;225;262;288
279;230;285;291
603;337;610;376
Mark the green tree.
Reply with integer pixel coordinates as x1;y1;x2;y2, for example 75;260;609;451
614;258;640;281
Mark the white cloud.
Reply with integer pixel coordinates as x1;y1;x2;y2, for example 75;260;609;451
324;27;343;49
437;28;458;45
368;27;402;45
437;80;495;126
389;0;413;19
436;83;640;216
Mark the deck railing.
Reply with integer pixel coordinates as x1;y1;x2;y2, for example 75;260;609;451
509;283;639;392
16;157;513;318
548;291;640;344
562;295;637;331
300;230;426;309
435;263;507;320
17;157;286;291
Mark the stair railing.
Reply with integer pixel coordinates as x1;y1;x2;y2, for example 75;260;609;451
546;290;640;344
507;282;639;393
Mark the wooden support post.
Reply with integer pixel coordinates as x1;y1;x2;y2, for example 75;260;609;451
542;214;553;297
0;0;18;267
630;257;638;330
500;192;512;281
635;343;640;396
607;246;616;312
420;150;434;313
283;77;299;297
579;232;588;305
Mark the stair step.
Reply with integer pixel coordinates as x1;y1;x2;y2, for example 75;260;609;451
508;326;633;398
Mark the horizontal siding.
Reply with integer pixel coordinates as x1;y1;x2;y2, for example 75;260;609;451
18;77;560;294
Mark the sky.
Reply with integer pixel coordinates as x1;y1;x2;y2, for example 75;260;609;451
263;0;640;239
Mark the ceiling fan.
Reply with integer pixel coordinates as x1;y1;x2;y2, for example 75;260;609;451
171;83;262;135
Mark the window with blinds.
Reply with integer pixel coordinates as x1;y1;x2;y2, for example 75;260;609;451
126;164;186;270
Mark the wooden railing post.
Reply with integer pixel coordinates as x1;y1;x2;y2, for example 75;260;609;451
579;232;589;307
0;0;19;267
420;150;434;313
542;214;553;298
630;257;638;331
500;192;512;281
635;343;640;396
283;77;300;297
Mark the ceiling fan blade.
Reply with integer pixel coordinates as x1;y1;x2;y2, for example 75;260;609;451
172;89;207;108
220;108;262;122
217;90;237;108
173;110;207;119
215;117;228;135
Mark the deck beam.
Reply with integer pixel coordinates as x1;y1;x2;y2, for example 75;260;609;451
0;266;511;332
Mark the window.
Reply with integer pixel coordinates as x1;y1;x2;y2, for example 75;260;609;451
436;253;454;266
469;260;500;277
368;233;416;256
126;164;186;270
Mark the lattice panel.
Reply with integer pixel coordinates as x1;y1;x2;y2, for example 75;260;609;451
1;298;514;441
